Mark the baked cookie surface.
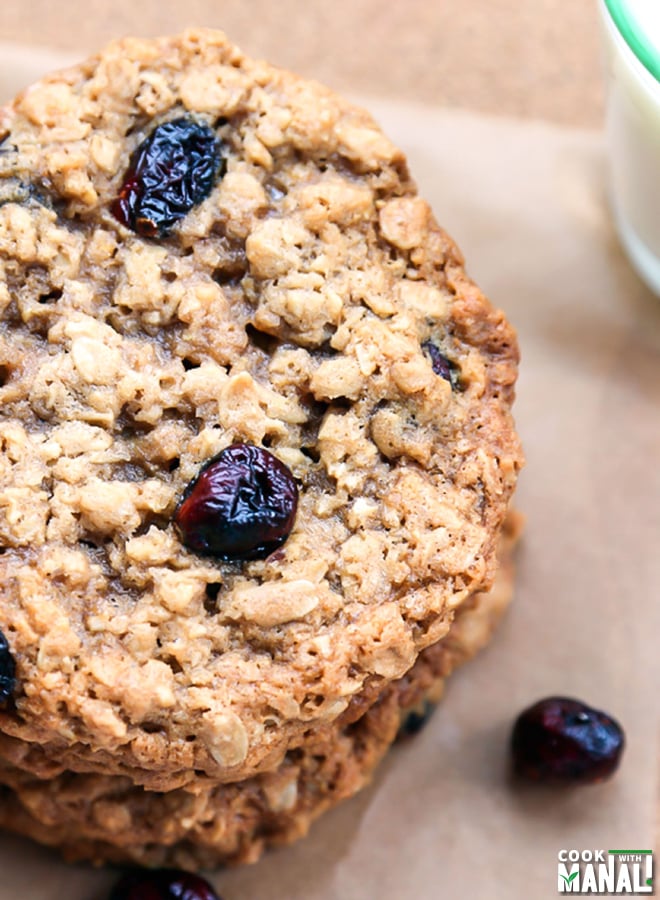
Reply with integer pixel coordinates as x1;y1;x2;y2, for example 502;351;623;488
0;29;522;781
0;520;518;869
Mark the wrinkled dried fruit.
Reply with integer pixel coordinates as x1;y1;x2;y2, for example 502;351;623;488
511;696;625;784
422;341;459;387
109;868;221;900
112;117;223;237
0;630;15;704
397;699;437;739
174;443;299;561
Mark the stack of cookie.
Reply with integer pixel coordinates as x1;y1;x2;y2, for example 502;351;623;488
0;30;523;868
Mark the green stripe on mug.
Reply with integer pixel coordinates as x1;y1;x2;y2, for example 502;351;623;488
604;0;660;83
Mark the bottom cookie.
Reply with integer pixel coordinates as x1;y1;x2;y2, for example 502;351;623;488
0;513;521;870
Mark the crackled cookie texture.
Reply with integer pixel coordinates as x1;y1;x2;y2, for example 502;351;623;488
0;28;522;781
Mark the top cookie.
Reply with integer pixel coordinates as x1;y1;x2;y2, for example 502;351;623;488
0;29;522;784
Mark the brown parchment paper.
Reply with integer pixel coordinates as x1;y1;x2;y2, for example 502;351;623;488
0;54;658;900
0;0;605;127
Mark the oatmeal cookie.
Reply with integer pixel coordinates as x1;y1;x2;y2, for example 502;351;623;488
0;517;520;868
0;29;522;783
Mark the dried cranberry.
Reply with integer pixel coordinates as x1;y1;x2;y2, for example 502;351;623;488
174;444;298;561
112;117;224;238
422;341;460;388
0;630;15;704
397;699;437;740
511;696;625;784
109;868;221;900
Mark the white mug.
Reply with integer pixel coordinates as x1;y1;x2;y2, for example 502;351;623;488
600;0;660;294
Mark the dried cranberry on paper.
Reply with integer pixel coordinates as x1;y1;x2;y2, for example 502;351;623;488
109;868;221;900
511;696;624;784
